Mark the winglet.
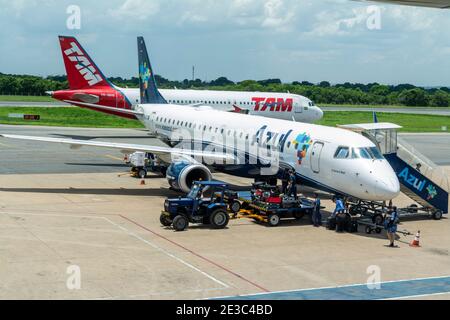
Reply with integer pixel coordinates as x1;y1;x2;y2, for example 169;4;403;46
137;37;167;104
373;111;378;123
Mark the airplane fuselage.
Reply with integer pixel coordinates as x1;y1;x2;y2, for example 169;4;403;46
135;103;400;201
52;86;324;123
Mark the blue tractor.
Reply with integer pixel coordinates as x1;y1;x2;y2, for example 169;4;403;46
160;181;231;231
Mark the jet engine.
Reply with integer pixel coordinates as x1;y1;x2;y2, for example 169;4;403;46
166;162;212;193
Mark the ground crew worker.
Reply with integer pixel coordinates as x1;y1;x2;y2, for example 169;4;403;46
332;197;345;217
333;197;347;232
281;169;289;194
312;193;322;227
287;169;298;199
385;206;399;247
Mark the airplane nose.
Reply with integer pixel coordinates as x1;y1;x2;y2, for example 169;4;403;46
315;107;324;121
376;175;400;200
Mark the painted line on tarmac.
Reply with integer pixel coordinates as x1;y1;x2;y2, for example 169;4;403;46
5;212;229;290
120;214;270;293
0;141;14;148
105;216;230;289
105;154;124;162
214;275;450;300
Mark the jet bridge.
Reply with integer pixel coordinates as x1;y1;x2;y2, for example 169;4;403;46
339;123;449;217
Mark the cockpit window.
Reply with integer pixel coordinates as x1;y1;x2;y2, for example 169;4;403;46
334;147;350;159
358;148;371;159
368;147;384;160
357;147;384;160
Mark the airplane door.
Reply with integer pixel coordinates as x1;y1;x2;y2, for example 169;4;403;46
310;142;324;173
294;102;302;113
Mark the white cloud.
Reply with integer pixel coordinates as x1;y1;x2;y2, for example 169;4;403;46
261;0;295;32
108;0;161;20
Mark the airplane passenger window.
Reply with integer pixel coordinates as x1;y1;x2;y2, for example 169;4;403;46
287;142;291;148
334;147;350;159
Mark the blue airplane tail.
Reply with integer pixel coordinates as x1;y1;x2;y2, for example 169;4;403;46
137;37;167;104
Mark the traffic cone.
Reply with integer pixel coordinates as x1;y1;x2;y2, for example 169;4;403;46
410;230;421;247
140;179;146;186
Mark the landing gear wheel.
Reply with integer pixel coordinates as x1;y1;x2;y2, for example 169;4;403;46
372;214;384;226
172;215;188;231
138;168;147;179
433;210;443;220
230;200;241;214
365;226;372;234
210;209;229;229
268;213;281;227
160;214;172;227
375;228;382;234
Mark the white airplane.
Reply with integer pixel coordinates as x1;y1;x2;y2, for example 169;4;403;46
1;37;400;202
50;36;323;123
366;0;450;8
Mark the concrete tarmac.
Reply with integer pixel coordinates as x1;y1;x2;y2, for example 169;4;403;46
0;170;448;300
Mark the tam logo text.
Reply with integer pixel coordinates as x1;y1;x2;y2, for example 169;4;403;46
64;42;102;86
252;97;293;112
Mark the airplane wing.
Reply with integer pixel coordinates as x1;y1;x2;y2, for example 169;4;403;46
0;134;236;163
362;0;450;8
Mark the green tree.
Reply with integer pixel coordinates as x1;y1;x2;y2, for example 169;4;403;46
430;90;449;107
398;88;428;106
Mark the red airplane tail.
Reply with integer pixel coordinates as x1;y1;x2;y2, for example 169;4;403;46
58;36;110;90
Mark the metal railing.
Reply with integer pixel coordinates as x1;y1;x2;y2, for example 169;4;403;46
396;137;449;193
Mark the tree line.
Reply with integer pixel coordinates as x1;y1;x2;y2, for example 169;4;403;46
1;72;449;107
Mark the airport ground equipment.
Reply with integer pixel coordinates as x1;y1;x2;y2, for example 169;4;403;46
126;152;148;178
339;123;449;218
356;218;413;236
160;181;230;231
125;152;167;178
230;190;315;227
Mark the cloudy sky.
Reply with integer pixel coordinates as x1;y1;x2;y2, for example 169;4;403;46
0;0;449;86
